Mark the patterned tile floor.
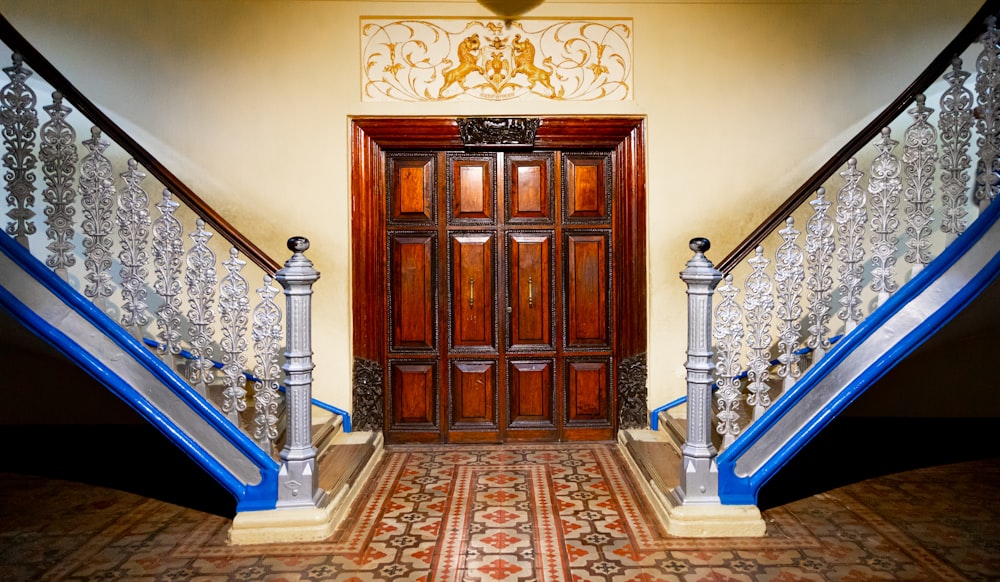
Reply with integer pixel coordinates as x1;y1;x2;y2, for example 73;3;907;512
1;443;998;581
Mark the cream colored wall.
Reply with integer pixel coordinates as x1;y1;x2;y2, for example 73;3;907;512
0;0;983;416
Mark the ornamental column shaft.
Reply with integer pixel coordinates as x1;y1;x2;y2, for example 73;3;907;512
274;236;324;508
676;238;723;505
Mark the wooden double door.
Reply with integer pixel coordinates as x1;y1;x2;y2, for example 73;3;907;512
386;148;614;443
350;117;647;445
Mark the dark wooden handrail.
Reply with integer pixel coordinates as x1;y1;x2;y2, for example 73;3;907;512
718;0;1000;274
0;14;280;274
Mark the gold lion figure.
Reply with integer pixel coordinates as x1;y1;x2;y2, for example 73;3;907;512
439;34;484;97
511;35;555;97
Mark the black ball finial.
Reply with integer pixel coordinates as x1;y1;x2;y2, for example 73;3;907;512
287;236;310;253
689;237;710;253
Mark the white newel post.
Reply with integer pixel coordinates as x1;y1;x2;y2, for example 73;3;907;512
676;237;723;505
274;236;324;508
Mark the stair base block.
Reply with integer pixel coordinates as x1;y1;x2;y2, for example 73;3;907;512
228;425;384;545
660;501;767;538
618;428;766;538
228;497;341;545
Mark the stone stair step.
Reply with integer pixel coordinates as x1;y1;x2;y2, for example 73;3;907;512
657;410;687;449
317;429;381;497
619;429;681;495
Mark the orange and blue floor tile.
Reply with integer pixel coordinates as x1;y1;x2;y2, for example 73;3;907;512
2;442;998;581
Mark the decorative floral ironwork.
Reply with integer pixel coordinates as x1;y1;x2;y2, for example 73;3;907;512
713;274;743;449
974;16;1000;206
152;190;184;363
1;53;38;248
698;17;1000;478
252;275;283;454
868;128;902;303
617;353;647;430
939;57;974;241
774;218;804;394
743;246;773;420
352;358;384;432
835;158;867;331
117;159;151;338
804;188;834;361
185;219;217;394
220;248;250;425
40;91;78;279
362;18;632;102
79;127;115;310
901;94;938;272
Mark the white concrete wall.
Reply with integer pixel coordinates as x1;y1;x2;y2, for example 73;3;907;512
0;0;982;415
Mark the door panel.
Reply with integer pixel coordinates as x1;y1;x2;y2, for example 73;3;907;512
389;361;437;430
388;154;436;224
562;153;611;222
450;360;498;431
565;232;610;349
506;154;554;224
448;153;496;224
450;233;496;351
507;232;553;350
507;359;555;429
565;358;611;427
389;233;437;351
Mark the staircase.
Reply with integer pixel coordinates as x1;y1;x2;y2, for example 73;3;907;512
0;15;381;543
622;3;1000;536
2;3;999;544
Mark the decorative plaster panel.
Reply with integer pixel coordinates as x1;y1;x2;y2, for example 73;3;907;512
361;18;632;102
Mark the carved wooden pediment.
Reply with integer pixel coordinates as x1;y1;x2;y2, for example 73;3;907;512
457;117;540;149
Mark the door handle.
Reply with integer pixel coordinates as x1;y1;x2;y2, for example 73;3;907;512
469;277;475;308
528;276;534;308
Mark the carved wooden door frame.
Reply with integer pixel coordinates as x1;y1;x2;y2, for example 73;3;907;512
349;116;648;437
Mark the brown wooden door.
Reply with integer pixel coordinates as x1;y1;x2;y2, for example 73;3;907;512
384;147;615;443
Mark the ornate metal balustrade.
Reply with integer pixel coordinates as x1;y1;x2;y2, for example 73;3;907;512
0;37;325;509
674;13;1000;496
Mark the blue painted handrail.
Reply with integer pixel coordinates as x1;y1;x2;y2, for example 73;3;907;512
141;337;352;432
0;234;280;511
649;335;843;430
716;198;1000;504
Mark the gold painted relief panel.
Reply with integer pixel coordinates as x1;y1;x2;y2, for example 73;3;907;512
361;18;633;102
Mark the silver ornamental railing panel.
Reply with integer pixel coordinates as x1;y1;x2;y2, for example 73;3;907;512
3;54;37;248
0;49;306;466
679;17;1000;464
